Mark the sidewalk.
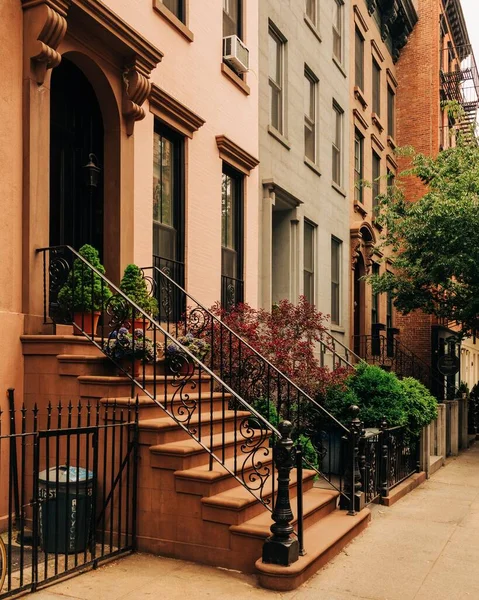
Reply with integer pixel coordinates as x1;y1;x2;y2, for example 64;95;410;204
28;444;479;600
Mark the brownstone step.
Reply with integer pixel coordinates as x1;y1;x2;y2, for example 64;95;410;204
57;354;112;376
201;468;316;526
174;453;275;497
150;429;271;471
21;334;104;357
256;508;371;591
138;410;250;445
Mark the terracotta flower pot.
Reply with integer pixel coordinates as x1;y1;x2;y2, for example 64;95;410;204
117;358;141;378
73;311;101;336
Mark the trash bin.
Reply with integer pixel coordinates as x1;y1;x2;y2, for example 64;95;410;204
38;465;94;554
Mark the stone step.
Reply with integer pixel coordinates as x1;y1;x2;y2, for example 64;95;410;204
201;468;316;526
57;354;112;376
137;410;251;445
256;508;371;591
22;334;104;357
227;488;339;572
174;453;275;497
150;429;272;471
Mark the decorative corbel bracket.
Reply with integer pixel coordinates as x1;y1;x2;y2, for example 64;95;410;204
22;0;70;85
122;57;152;136
351;230;363;271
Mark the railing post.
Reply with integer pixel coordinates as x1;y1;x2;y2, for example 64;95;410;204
262;421;299;566
379;418;389;498
340;405;364;515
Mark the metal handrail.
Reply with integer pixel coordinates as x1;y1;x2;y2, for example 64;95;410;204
144;264;351;434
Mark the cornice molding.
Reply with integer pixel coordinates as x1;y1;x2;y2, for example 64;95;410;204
353;108;369;131
216;135;259;175
353;5;368;33
149;84;205;138
386;67;398;88
371;132;385;152
371;39;385;63
22;0;70;84
386;153;398;169
262;179;303;208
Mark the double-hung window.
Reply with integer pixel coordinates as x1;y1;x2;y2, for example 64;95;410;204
387;85;395;137
354;129;364;203
304;68;317;162
372;151;381;213
223;0;242;38
332;102;343;185
269;25;284;134
331;237;342;325
161;0;184;22
221;164;244;310
303;221;315;305
372;58;381;116
371;263;380;324
333;0;343;63
355;27;364;90
305;0;317;26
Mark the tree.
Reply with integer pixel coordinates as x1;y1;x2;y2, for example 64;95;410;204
370;128;479;337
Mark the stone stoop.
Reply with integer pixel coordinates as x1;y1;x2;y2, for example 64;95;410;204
21;333;370;590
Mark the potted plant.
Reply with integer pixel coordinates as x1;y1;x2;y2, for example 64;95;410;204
119;264;158;330
166;333;210;376
57;244;112;336
104;327;157;377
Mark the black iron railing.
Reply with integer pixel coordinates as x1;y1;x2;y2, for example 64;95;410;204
0;391;138;599
153;254;185;321
38;245;282;513
221;274;244;312
144;265;355;504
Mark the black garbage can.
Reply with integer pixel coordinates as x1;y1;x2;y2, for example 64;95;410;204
38;465;94;554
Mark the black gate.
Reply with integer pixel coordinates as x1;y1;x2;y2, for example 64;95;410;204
0;392;138;599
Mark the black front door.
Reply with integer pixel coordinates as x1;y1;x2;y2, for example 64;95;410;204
50;58;104;255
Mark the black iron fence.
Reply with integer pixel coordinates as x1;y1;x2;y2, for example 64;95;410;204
0;392;138;599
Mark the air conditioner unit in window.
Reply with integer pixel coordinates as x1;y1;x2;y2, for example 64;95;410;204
223;35;249;74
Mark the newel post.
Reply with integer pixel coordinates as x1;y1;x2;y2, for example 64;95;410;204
341;405;364;514
262;421;299;566
379;417;389;498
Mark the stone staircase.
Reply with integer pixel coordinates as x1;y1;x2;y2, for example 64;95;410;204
21;333;370;591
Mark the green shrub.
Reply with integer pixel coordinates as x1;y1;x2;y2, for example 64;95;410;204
296;433;319;471
345;363;408;428
319;383;360;425
119;264;158;318
400;377;438;436
248;397;280;428
58;244;111;313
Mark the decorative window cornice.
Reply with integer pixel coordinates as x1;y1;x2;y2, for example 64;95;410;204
216;135;259;175
262;179;303;208
353;108;369;131
149;84;205;138
371;132;385;152
353;5;368;33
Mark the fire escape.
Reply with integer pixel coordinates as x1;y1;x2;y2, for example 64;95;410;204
440;44;479;145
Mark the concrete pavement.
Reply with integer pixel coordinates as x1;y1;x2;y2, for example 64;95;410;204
27;444;479;600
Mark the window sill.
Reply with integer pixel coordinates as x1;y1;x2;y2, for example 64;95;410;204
330;325;345;334
354;200;367;217
331;181;346;197
372;217;383;232
268;125;291;150
371;112;384;133
221;63;250;95
354;86;368;110
304;14;322;43
304;157;321;177
332;55;347;78
153;1;194;42
387;135;397;150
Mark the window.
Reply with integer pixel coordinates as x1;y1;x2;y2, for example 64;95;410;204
387;85;395;137
371;263;380;324
354;129;364;203
303;221;315;304
331;238;341;325
304;68;317;162
223;0;242;38
386;286;393;329
332;102;343;185
372;151;381;213
372;58;381;116
269;25;284;134
161;0;184;22
332;0;343;62
305;0;317;25
355;27;364;90
387;168;395;189
153;122;184;268
221;164;244;309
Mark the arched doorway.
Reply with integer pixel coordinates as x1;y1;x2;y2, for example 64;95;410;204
49;57;104;256
353;252;366;356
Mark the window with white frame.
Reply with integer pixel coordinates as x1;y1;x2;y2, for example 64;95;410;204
303;220;316;305
305;0;317;26
269;24;285;134
304;67;318;162
331;237;342;325
332;101;343;185
333;0;343;63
